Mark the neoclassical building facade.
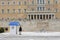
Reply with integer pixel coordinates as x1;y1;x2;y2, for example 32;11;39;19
0;0;60;20
0;0;60;34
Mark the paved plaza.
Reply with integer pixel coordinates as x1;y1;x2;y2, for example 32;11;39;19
0;32;60;40
0;35;60;40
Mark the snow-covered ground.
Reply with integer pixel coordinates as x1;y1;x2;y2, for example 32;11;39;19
1;32;60;36
0;32;60;40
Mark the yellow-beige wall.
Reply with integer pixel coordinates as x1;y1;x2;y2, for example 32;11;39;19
0;0;59;19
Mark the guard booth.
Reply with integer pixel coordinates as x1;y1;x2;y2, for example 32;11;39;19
9;21;20;35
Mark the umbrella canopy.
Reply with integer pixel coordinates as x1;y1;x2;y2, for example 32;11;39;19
9;21;20;26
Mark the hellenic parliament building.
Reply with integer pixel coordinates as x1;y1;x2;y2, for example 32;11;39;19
0;0;60;34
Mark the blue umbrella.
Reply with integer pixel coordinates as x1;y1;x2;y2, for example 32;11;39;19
9;21;20;26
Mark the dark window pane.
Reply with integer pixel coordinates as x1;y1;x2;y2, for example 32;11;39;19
40;15;42;19
34;15;36;19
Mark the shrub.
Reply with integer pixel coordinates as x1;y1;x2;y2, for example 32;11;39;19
0;28;4;33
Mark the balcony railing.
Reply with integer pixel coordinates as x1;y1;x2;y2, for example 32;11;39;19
26;11;56;13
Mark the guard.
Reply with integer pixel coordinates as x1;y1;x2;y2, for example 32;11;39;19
19;26;22;35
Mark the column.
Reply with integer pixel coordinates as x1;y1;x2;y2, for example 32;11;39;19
51;15;52;20
54;15;55;19
38;15;39;20
42;14;43;20
28;15;30;20
30;15;31;20
39;15;40;20
45;15;46;20
48;15;49;19
36;15;37;20
27;15;28;20
33;15;34;20
52;14;55;19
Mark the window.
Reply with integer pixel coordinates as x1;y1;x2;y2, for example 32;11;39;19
13;9;15;13
37;7;39;11
52;15;54;17
34;15;36;19
37;7;45;11
24;9;26;12
55;8;58;12
48;0;50;4
40;7;42;11
32;9;34;11
48;8;51;11
43;0;44;4
2;2;4;5
2;9;4;13
40;0;42;4
51;14;55;19
32;1;34;5
54;0;58;4
42;7;45;11
49;15;51;19
37;15;39;19
18;2;20;5
7;18;9;20
2;18;4;20
37;7;41;11
31;15;33;20
8;2;10;5
55;1;57;4
18;9;20;13
37;0;39;4
24;1;26;5
43;15;45;19
13;1;15;5
40;15;42;19
7;9;10;13
5;28;8;31
46;15;48;19
37;0;44;4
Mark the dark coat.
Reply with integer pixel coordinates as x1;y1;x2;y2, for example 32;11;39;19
19;27;22;32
